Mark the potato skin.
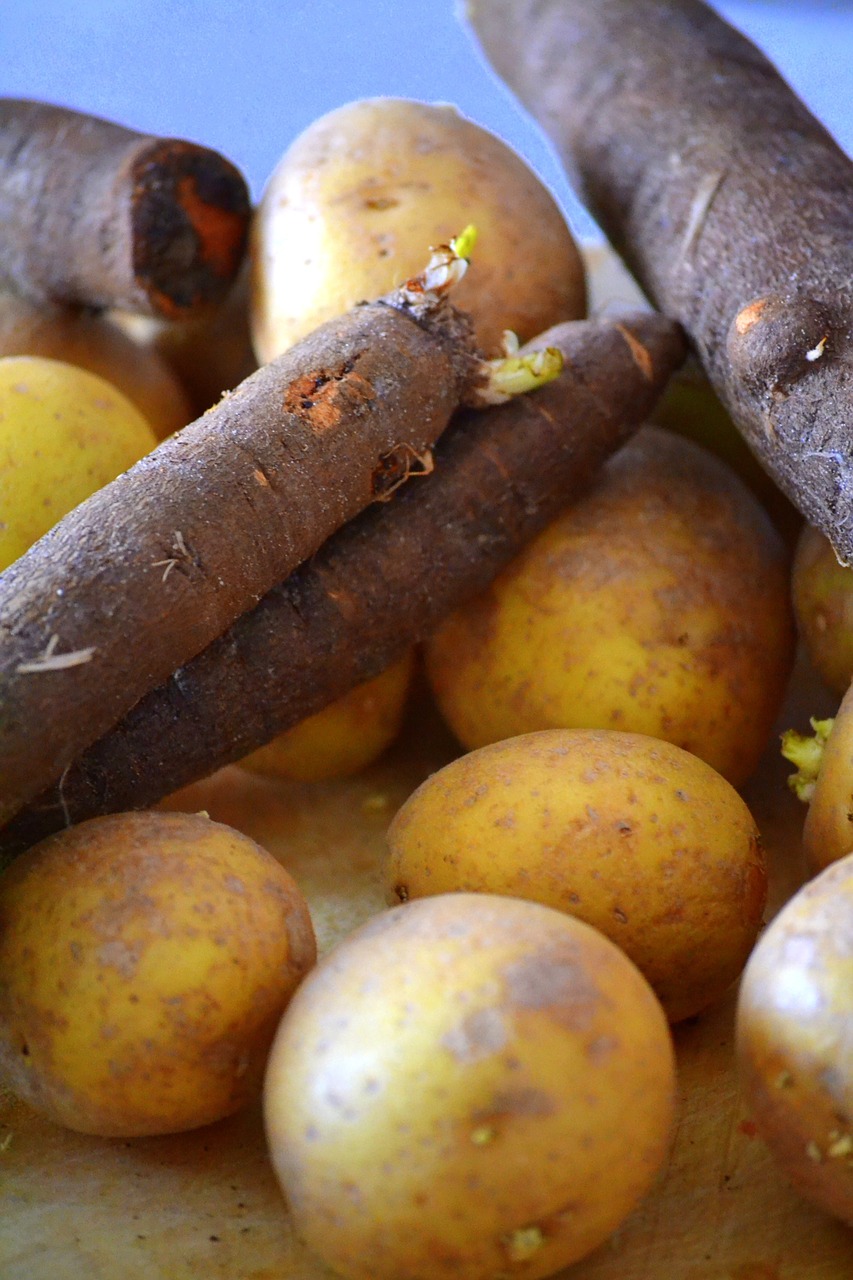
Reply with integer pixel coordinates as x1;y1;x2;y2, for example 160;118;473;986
240;650;415;783
250;97;586;362
424;426;795;788
264;893;676;1280
736;854;853;1224
386;729;766;1022
0;355;158;570
792;522;853;698
111;260;257;418
0;292;191;440
0;811;316;1136
800;682;853;873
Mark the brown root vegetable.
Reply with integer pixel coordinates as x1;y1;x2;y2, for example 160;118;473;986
0;99;250;318
0;312;686;860
464;0;853;563
0;253;492;829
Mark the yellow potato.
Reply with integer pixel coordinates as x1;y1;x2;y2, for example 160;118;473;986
425;426;795;788
240;651;415;783
386;729;766;1022
791;522;853;698
0;810;316;1137
110;260;257;417
0;292;191;440
736;853;853;1224
0;355;158;570
250;97;586;362
791;684;853;873
264;893;676;1280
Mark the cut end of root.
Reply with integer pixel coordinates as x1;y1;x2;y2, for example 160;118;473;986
471;343;564;406
131;139;251;318
781;716;835;803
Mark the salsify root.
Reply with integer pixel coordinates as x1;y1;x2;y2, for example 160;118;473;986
0;311;686;861
0;99;252;318
464;0;853;562
0;237;551;828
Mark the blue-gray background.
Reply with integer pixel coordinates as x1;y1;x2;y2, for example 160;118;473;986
1;2;851;242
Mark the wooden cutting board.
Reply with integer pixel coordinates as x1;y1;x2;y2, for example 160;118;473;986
1;648;852;1280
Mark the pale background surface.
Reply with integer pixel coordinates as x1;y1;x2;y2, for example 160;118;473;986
0;1;851;242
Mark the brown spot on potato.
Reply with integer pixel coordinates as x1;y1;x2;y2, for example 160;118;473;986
503;953;602;1030
588;1034;618;1062
442;1007;508;1063
97;938;143;978
474;1086;556;1121
362;195;399;211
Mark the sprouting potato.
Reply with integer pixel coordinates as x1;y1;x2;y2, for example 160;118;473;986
785;681;853;874
736;853;853;1225
424;426;795;788
0;810;316;1137
264;893;676;1280
250;97;586;363
240;650;415;783
0;354;158;570
385;728;767;1022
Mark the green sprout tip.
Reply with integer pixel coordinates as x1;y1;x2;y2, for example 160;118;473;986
477;343;564;405
450;223;478;260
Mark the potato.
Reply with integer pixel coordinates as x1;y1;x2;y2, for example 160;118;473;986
791;522;853;697
240;650;415;783
386;729;766;1022
0;355;158;570
0;810;316;1137
424;426;795;788
652;360;801;545
790;683;853;874
250;97;586;363
110;261;257;418
0;292;191;440
736;853;853;1225
264;893;676;1280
